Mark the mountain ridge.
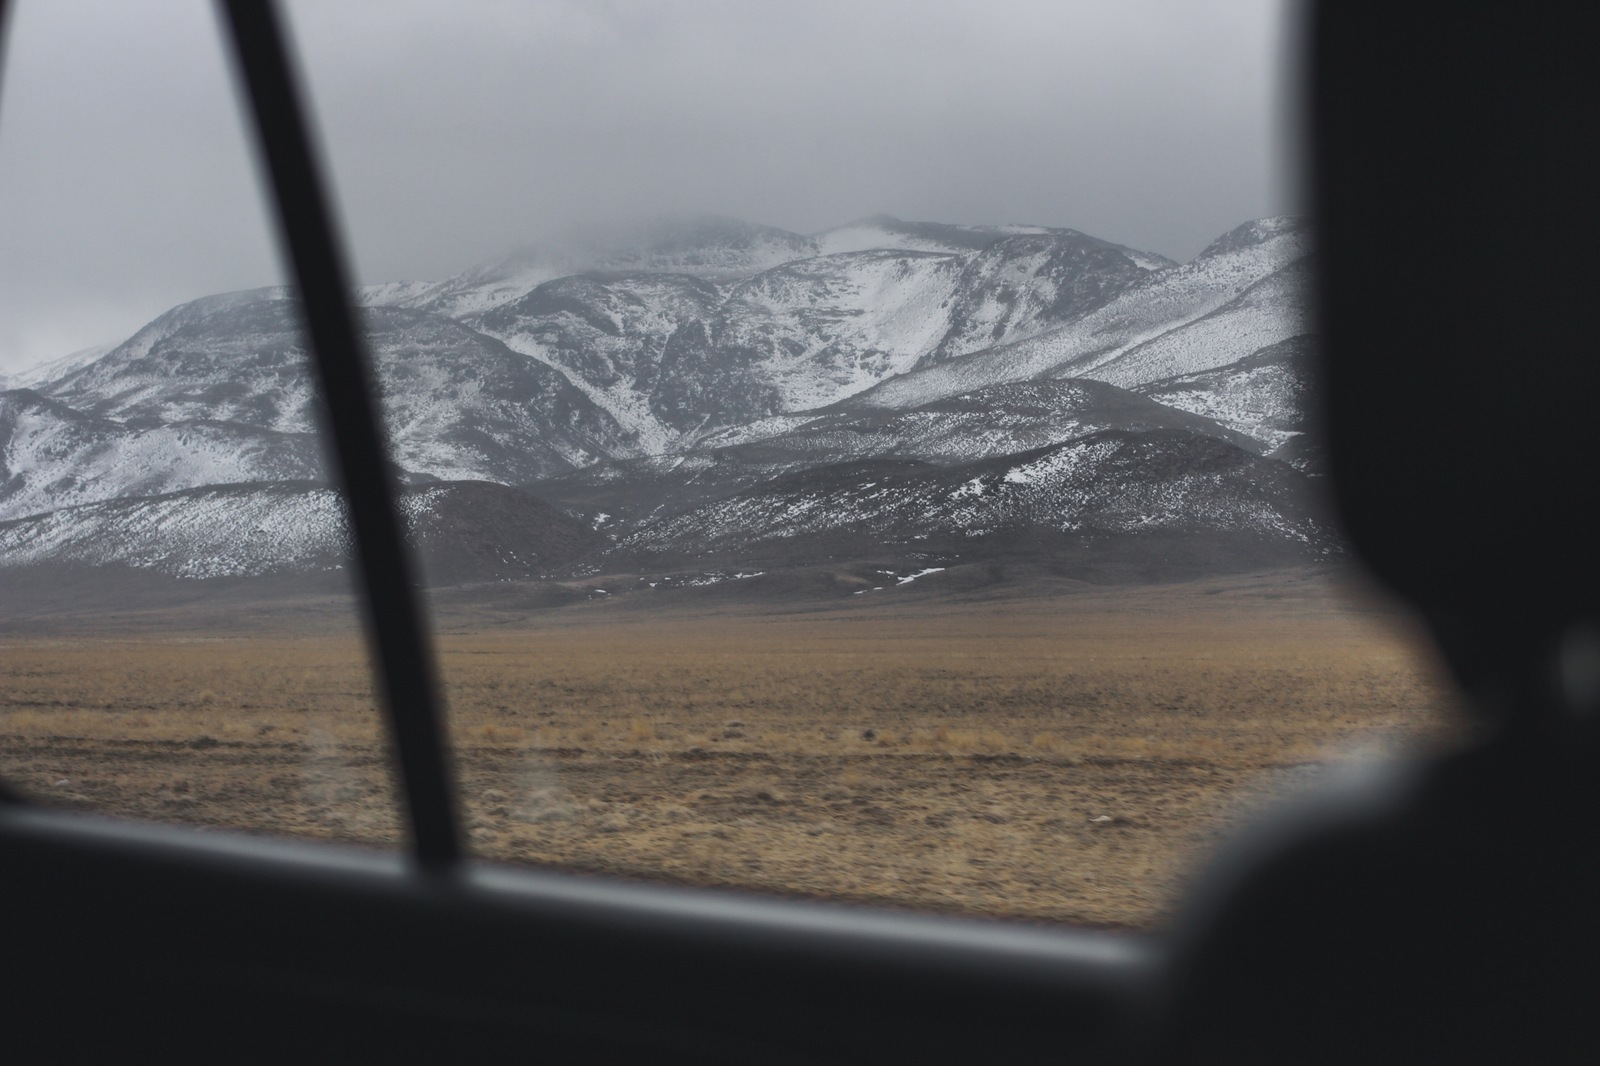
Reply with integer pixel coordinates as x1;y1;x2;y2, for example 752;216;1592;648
1;213;1322;591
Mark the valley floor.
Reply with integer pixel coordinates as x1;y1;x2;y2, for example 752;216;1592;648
0;566;1460;930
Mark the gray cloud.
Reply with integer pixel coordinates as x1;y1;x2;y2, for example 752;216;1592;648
0;0;1300;372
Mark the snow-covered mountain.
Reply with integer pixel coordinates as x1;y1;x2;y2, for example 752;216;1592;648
1135;334;1316;458
814;214;1174;271
0;480;601;583
375;216;822;320
34;293;634;484
851;217;1312;408
463;222;1166;451
702;379;1262;465
0;388;323;523
0;214;1322;589
526;378;1269;535
608;429;1330;572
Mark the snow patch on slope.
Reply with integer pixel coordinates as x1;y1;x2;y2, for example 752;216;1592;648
719;250;965;411
1081;258;1312;389
0;483;349;577
0;390;323;522
854;217;1310;409
1134;334;1314;452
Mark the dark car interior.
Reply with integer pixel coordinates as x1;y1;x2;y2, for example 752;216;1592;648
2;3;1594;1062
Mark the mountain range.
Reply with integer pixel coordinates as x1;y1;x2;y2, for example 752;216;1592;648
0;213;1324;599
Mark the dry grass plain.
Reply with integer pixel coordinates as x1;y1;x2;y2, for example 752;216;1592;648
0;567;1462;930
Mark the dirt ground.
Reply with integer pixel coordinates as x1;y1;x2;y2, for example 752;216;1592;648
0;566;1463;930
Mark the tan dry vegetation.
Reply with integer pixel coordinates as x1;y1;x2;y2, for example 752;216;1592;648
0;571;1461;929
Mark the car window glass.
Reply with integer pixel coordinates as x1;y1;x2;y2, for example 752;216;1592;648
1;0;1468;930
0;0;402;851
281;0;1464;929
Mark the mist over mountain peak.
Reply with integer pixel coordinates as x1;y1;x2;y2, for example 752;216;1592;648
2;214;1323;588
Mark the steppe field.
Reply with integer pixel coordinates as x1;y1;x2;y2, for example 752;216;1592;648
0;566;1462;930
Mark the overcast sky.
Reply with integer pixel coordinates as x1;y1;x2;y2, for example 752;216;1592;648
0;0;1301;374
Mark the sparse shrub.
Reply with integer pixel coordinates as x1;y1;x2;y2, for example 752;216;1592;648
941;729;978;752
468;722;520;744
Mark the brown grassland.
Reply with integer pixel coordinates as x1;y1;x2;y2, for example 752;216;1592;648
0;567;1462;930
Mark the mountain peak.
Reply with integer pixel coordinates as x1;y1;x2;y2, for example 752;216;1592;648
1196;216;1311;260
